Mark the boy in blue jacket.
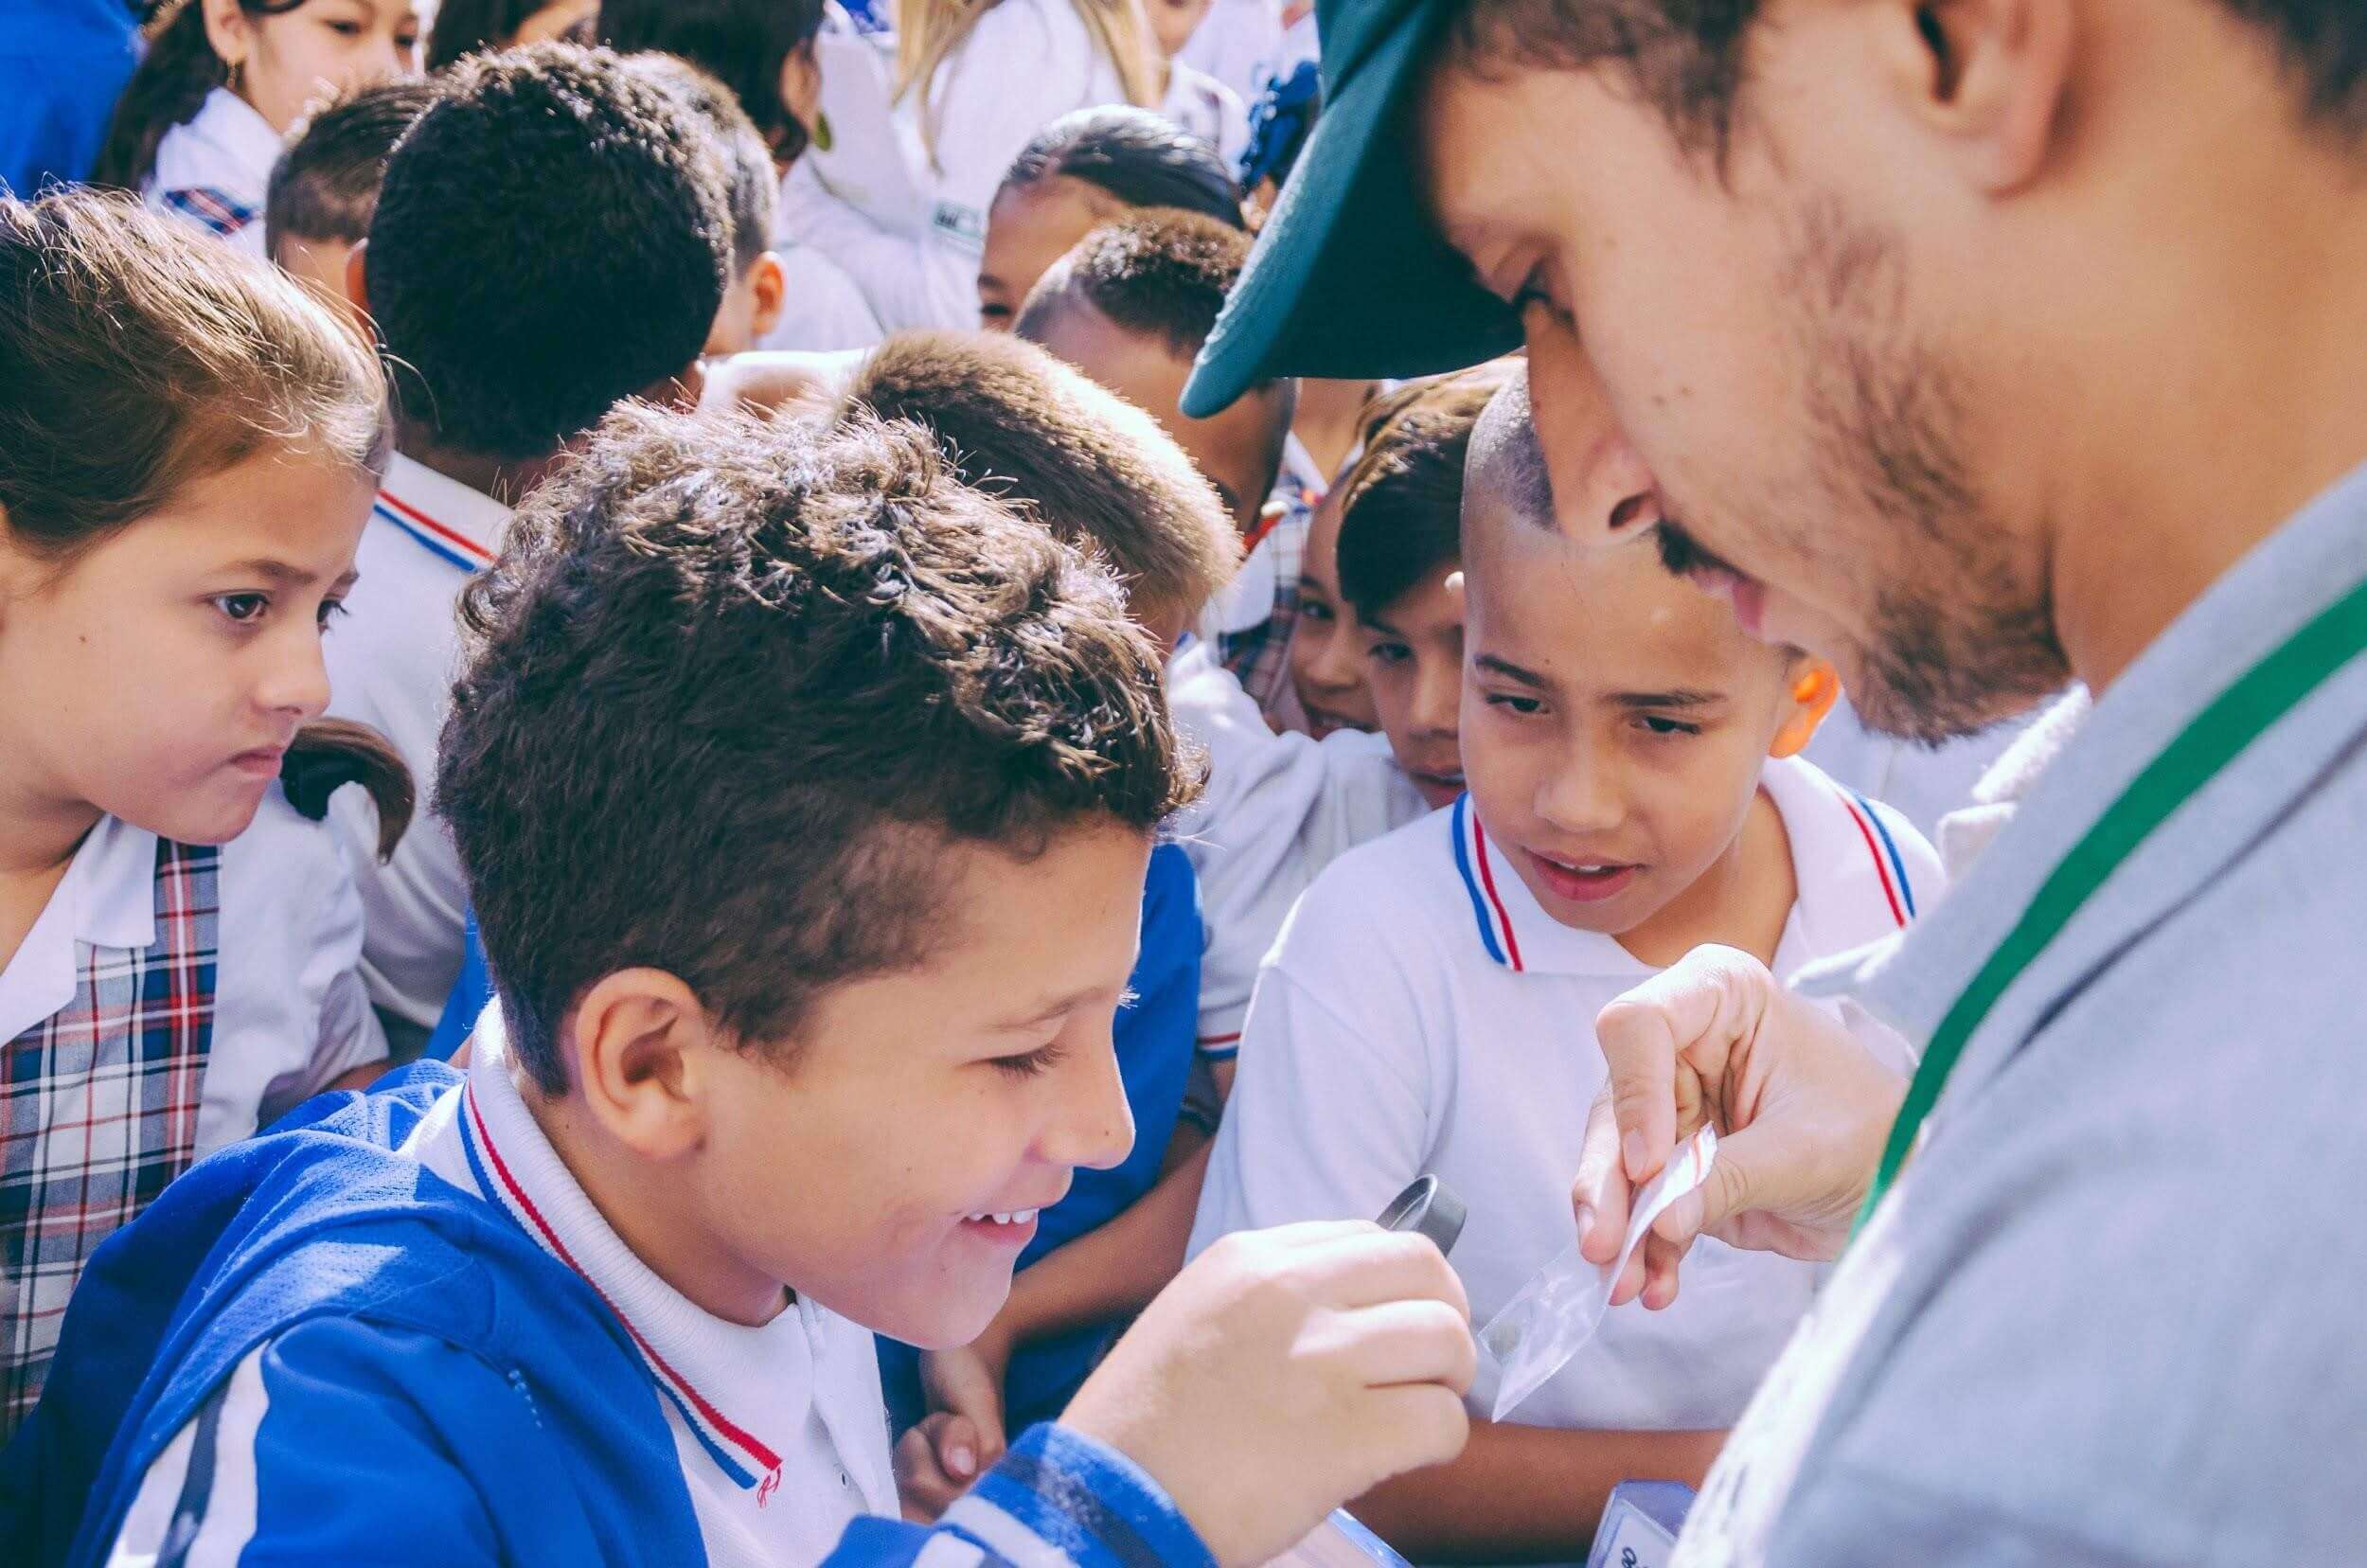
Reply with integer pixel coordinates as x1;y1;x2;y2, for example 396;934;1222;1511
6;405;1473;1566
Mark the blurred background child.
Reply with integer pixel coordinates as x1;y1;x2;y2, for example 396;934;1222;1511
96;0;420;255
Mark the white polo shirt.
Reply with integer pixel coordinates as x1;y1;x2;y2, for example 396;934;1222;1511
144;87;278;258
1165;637;1427;1058
325;453;511;1028
403;1014;899;1563
1190;757;1940;1431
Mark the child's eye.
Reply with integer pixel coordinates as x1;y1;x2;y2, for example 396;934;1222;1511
1299;598;1334;625
1637;715;1701;738
1487;692;1544;717
988;1042;1066;1080
1366;641;1411;668
212;593;269;625
325;18;364;36
317;598;349;630
978;303;1010;325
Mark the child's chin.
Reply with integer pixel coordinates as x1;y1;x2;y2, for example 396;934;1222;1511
870;1266;1014;1350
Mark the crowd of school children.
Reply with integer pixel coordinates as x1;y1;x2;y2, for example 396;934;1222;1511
0;2;2039;1564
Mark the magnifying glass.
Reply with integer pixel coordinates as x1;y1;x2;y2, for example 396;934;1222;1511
1375;1174;1466;1256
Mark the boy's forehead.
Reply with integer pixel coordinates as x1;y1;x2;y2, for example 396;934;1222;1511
1464;510;1760;683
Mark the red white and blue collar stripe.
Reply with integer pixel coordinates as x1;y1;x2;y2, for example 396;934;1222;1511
157;187;258;239
1832;782;1917;925
1451;793;1526;973
373;489;498;574
454;1084;784;1496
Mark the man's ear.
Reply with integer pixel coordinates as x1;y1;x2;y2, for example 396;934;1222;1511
748;251;789;343
344;239;369;315
564;968;716;1160
1771;657;1842;758
1877;0;2075;194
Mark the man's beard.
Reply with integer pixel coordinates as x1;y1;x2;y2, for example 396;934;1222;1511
1752;197;2069;744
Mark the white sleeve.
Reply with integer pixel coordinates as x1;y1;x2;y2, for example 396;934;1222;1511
1188;882;1439;1258
780;0;1117;332
1173;658;1425;1051
201;791;387;1152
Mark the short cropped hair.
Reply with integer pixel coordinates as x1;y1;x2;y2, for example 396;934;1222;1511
1016;207;1250;363
265;79;442;254
439;403;1198;1092
598;0;827;161
620;53;777;276
1465;367;1555;526
365;44;731;462
836;330;1239;633
1001;106;1245;228
1335;361;1522;620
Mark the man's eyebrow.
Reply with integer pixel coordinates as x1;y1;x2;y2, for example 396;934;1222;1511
1610;688;1724;709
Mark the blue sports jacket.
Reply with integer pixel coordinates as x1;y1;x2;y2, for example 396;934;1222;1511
0;1064;1214;1567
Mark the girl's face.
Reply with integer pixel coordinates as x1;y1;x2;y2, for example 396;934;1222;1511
978;175;1111;330
1361;562;1467;808
508;0;596;47
0;449;375;847
1145;0;1212;59
1288;486;1379;738
206;0;420;134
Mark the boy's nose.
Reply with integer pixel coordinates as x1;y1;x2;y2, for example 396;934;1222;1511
1536;750;1625;834
1413;664;1461;736
1043;1036;1135;1174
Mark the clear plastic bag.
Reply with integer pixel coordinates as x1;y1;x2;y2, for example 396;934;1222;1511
1478;1125;1718;1419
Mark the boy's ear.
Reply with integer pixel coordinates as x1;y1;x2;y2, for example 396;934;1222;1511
749;252;789;343
343;240;369;315
1770;658;1841;758
565;968;716;1160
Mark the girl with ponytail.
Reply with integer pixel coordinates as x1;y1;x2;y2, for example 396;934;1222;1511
0;189;410;1430
94;0;419;256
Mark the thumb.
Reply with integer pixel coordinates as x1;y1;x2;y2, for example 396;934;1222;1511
934;1415;985;1482
1652;1119;1772;1249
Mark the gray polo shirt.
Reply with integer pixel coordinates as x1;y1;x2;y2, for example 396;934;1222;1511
1676;459;2367;1565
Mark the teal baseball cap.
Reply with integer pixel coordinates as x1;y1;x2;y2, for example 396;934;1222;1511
1181;0;1522;418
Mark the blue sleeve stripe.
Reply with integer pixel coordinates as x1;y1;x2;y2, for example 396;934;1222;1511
953;1425;1214;1568
154;1375;228;1568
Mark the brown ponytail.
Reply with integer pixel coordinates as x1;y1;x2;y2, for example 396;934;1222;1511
92;0;312;191
280;719;415;859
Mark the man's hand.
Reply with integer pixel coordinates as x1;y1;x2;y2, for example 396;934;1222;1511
1061;1221;1476;1568
1574;946;1908;1310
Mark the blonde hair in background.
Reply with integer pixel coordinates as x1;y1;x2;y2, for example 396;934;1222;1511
894;0;1162;168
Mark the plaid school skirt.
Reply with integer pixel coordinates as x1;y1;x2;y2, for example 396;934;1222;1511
0;838;219;1433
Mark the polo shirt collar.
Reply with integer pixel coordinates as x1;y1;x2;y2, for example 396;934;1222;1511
187;87;282;181
1827;457;2367;1060
374;452;511;572
454;1011;813;1499
0;814;159;1041
1448;757;1920;982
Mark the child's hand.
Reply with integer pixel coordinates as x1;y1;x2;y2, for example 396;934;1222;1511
1060;1221;1476;1568
919;1329;1013;1461
894;1412;990;1522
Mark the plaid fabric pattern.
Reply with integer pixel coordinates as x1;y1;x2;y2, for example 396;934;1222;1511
2;838;220;1432
157;187;258;240
1214;471;1317;714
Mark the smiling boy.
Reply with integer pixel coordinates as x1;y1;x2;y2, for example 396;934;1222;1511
23;405;1474;1568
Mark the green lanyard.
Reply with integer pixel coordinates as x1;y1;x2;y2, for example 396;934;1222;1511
1854;573;2367;1237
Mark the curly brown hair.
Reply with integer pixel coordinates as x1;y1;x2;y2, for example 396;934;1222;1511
438;402;1201;1092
